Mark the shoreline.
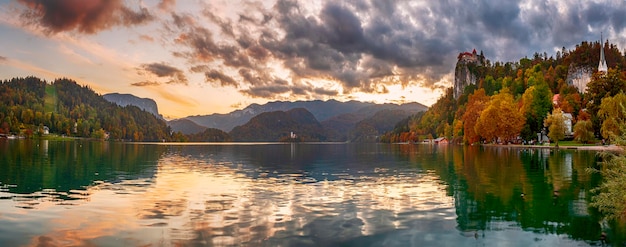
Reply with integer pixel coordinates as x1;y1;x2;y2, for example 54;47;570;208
481;143;623;152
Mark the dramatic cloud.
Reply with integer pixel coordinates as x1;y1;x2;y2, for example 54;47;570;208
0;56;7;62
204;70;238;87
18;0;154;34
11;0;626;102
179;0;624;100
138;62;188;85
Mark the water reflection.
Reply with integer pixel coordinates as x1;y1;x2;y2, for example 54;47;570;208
0;142;623;246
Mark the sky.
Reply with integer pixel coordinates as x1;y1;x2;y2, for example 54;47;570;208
0;0;625;119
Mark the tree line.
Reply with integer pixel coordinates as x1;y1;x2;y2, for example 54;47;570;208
382;40;626;145
0;77;172;141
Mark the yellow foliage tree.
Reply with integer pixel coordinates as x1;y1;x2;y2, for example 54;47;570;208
573;120;594;144
475;89;525;143
544;108;566;147
598;93;626;142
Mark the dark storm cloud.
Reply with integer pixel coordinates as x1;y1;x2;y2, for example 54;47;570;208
139;62;188;85
18;0;154;34
162;0;626;99
169;13;256;69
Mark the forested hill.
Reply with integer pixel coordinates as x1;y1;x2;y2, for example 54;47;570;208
382;40;626;144
0;77;171;141
229;108;326;142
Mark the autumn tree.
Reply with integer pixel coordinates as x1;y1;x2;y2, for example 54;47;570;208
520;82;553;141
557;84;582;117
475;89;525;143
573;120;594;144
598;93;626;142
586;68;626;135
462;88;489;144
544;108;566;147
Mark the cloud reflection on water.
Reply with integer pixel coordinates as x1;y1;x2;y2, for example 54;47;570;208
16;150;454;246
1;143;616;246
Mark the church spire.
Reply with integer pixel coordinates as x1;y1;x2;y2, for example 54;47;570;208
598;32;608;73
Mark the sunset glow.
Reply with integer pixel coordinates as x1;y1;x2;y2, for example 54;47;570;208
1;0;625;118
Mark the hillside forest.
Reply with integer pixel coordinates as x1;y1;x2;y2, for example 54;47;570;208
0;77;171;141
381;40;626;145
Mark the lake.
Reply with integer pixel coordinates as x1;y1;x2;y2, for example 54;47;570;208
0;140;623;246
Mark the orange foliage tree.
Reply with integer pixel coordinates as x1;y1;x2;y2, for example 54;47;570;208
475;89;525;143
462;89;489;144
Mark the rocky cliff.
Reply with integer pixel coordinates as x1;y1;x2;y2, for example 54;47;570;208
103;93;163;119
454;50;483;99
566;64;592;93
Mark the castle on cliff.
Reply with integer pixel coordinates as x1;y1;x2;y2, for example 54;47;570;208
454;49;484;99
454;36;608;98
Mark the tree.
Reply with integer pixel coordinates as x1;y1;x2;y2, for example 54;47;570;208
598;93;626;142
586;68;626;135
590;151;626;220
520;83;553;141
462;89;489;144
544;108;566;147
573;120;594;144
475;89;525;143
91;128;107;140
590;120;626;220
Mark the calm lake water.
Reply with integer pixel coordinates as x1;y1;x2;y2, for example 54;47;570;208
0;140;624;246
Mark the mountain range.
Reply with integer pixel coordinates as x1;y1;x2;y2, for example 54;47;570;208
174;100;428;142
103;93;429;142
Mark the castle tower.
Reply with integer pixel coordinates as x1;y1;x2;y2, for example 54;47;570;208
453;50;482;99
598;33;608;73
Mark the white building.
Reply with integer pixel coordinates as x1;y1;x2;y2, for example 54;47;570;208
598;33;608;73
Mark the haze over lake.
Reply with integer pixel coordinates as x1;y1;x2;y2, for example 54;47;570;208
0;140;623;246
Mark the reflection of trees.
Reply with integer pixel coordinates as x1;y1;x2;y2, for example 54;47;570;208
0;140;165;207
436;145;604;241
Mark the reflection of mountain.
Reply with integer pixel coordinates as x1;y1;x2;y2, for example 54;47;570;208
0;140;165;205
